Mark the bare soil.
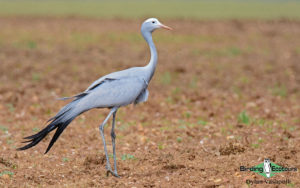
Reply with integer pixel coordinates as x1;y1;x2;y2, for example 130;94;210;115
0;17;299;187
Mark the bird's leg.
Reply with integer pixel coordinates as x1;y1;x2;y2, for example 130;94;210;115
99;107;117;176
111;110;119;177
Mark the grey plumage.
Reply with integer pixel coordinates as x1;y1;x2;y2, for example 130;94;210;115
18;18;172;177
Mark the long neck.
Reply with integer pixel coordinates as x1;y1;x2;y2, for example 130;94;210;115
143;31;157;82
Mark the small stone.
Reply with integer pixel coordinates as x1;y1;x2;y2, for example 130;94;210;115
139;136;147;144
234;172;241;177
227;135;235;139
246;102;256;108
214;178;222;183
32;95;39;102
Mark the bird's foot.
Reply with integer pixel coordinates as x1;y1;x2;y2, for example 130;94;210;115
106;169;120;178
105;165;120;178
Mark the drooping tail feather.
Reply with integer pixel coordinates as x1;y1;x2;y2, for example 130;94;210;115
18;99;82;154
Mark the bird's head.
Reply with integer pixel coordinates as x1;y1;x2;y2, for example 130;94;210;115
141;18;172;34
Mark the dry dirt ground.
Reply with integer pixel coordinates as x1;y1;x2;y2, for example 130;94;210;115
0;17;299;187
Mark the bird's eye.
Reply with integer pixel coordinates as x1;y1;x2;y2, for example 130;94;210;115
152;21;155;24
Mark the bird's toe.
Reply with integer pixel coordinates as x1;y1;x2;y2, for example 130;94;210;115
113;172;120;178
106;170;120;178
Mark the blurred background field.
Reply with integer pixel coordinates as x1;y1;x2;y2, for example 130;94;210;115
0;0;299;187
0;0;300;19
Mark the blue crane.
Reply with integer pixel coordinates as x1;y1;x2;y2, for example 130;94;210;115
18;18;172;177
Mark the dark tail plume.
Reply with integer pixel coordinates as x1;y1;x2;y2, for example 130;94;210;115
18;99;81;154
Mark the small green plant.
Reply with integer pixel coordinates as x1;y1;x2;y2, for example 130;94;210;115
79;117;85;123
6;104;15;112
280;122;288;130
178;125;187;129
31;116;38;121
247;182;252;187
45;109;52;116
283;136;289;141
121;154;135;160
232;86;242;96
0;171;14;177
251;143;260;149
32;73;41;82
238;76;249;84
171;87;181;95
289;126;296;132
62;157;69;162
178;120;187;129
220;127;227;135
27;40;37;49
238;111;250;125
11;164;17;169
6;139;14;145
271;85;287;97
183;111;191;119
258;138;264;144
160;72;172;85
227;46;242;56
188;123;196;128
176;137;182;143
165;96;174;104
158;143;164;150
32;127;40;132
0;125;8;132
256;118;265;126
293;118;300;124
160;126;170;131
228;124;234;130
197;119;207;126
266;126;273;133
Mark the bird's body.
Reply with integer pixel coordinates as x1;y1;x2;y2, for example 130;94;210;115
79;76;148;108
18;18;172;177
